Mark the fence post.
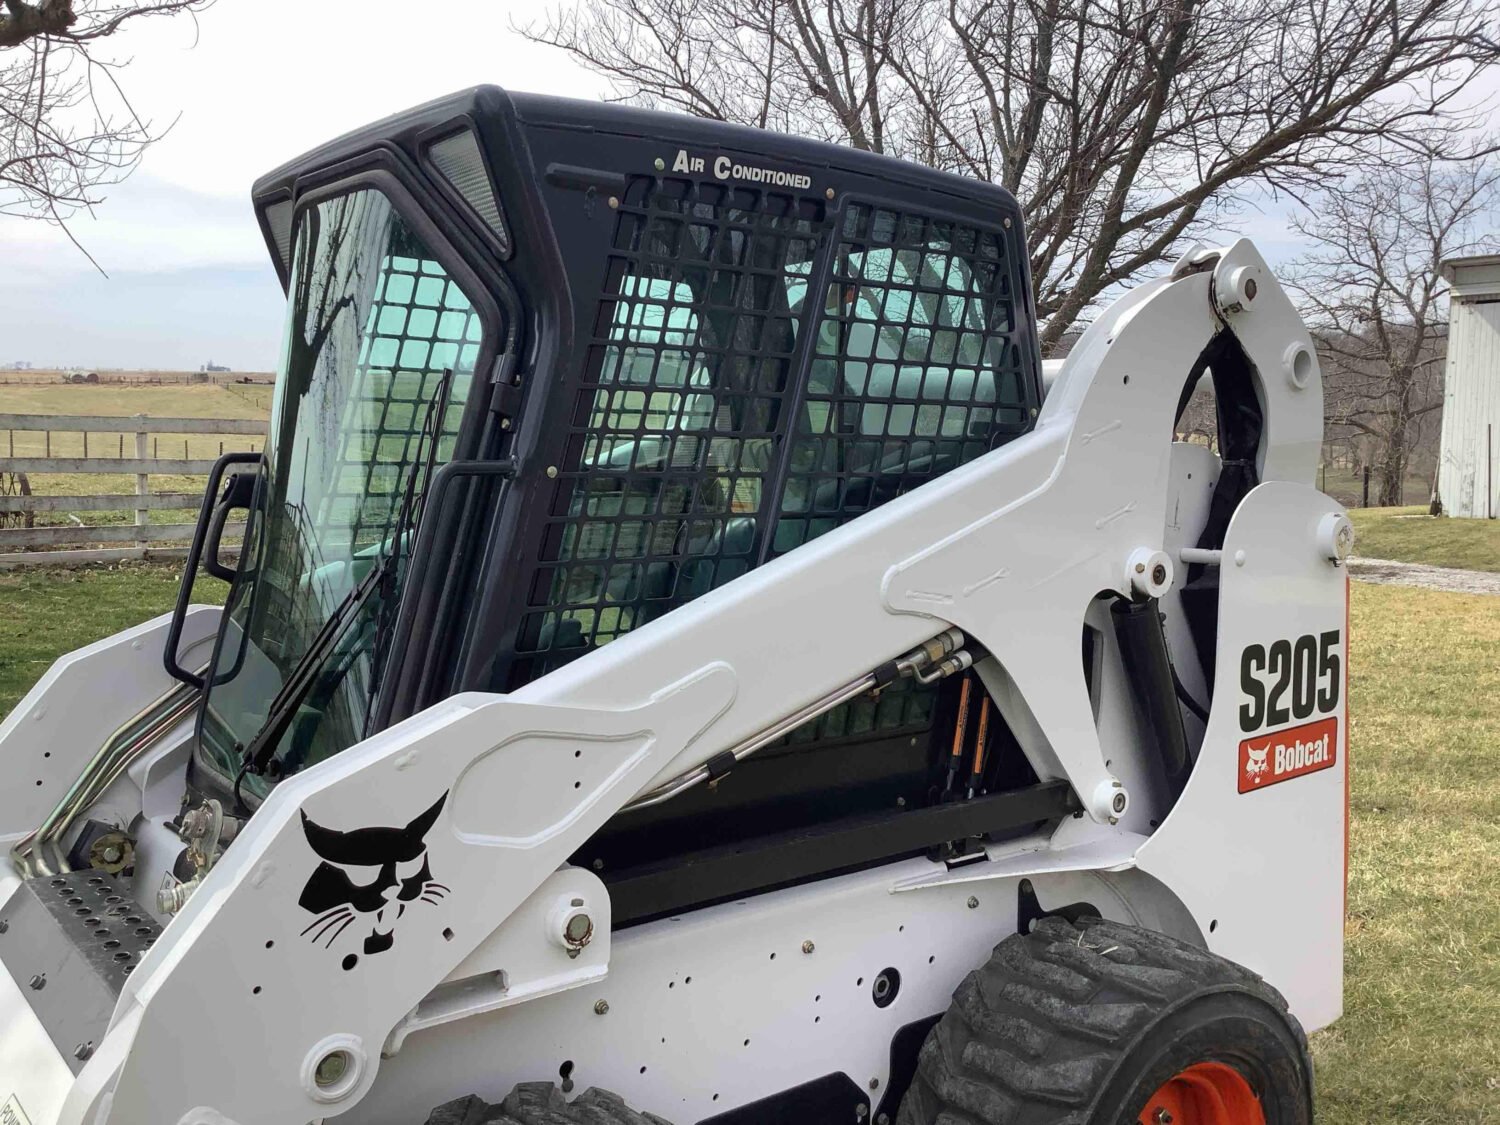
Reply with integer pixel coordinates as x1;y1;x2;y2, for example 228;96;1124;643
1362;465;1371;508
134;414;149;549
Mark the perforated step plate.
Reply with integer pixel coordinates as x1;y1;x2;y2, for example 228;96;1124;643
0;872;162;1072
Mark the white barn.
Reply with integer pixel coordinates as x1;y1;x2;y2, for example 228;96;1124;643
1437;253;1500;518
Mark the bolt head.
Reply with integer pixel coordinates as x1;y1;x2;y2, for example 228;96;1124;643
594;999;610;1015
607;196;620;210
564;912;594;947
1003;217;1013;229
1152;564;1167;585
73;1042;93;1061
801;939;815;954
28;973;45;990
868;1077;880;1090
0;919;9;934
967;895;979;909
654;157;666;171
1112;792;1128;814
313;1050;349;1088
1154;1108;1174;1124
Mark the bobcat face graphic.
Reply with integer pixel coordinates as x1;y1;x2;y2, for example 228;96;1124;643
1245;744;1270;782
297;792;448;969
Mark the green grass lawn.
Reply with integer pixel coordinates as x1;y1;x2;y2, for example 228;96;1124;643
1350;506;1500;573
0;572;1496;1120
1313;582;1500;1122
0;564;224;716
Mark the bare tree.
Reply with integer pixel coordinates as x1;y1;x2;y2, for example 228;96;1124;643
1289;154;1500;507
1;0;211;262
523;0;1500;351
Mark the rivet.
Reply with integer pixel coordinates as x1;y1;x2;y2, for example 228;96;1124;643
868;1077;880;1090
856;1104;869;1119
545;465;559;479
825;187;835;200
1234;550;1246;567
966;896;979;909
802;940;815;954
608;196;620;210
499;417;512;430
594;999;610;1015
654;157;666;171
592;858;605;871
1003;217;1012;229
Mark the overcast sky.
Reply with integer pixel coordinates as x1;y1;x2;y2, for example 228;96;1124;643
1;2;1495;372
1;0;608;371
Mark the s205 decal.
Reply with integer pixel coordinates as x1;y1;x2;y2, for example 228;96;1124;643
1236;630;1342;793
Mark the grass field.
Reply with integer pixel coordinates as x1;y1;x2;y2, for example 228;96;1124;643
1351;506;1500;573
0;567;1495;1119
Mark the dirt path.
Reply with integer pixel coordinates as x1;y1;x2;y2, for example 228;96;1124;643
1347;556;1500;595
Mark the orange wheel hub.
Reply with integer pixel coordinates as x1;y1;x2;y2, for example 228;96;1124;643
1136;1060;1267;1125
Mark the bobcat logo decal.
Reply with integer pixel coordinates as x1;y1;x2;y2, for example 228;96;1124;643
1244;743;1270;784
297;792;449;970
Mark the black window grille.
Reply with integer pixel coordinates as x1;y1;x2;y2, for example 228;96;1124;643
508;184;1035;701
512;176;823;683
775;204;1031;556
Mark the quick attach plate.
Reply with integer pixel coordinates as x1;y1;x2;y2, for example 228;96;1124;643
0;872;162;1073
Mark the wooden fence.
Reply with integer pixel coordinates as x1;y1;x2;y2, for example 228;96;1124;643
0;413;267;567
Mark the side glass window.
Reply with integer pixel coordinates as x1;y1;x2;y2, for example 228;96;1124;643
198;189;483;787
510;177;822;685
776;204;1031;555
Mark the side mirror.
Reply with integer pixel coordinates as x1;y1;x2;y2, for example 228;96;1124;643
204;470;259;582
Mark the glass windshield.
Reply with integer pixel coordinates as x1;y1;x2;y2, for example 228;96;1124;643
199;187;482;793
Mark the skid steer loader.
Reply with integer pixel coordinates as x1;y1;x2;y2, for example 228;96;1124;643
0;86;1352;1125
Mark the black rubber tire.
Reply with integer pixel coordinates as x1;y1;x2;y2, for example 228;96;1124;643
427;1083;674;1125
896;916;1313;1125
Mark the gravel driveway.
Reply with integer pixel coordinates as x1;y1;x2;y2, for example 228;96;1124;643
1347;557;1500;595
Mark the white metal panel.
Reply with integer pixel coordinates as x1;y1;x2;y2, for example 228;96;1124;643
0;607;220;835
1439;298;1500;518
1137;482;1348;1032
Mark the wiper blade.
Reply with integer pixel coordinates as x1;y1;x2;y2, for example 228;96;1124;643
241;368;455;780
241;555;390;776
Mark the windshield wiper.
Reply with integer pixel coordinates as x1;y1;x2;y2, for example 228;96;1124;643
240;369;455;781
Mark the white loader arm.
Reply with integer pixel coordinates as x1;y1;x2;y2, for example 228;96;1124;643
62;240;1326;1125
